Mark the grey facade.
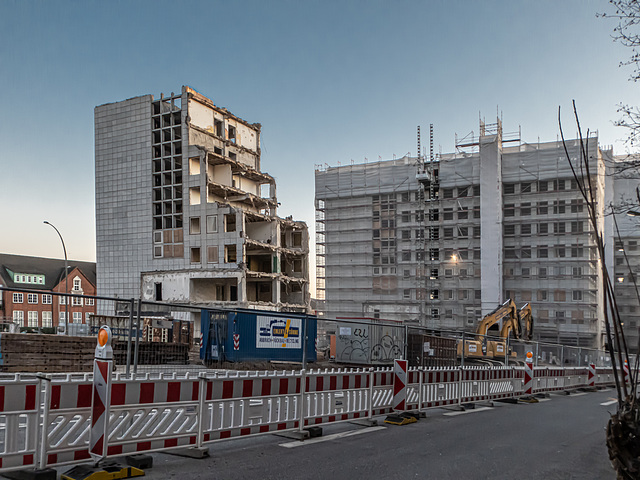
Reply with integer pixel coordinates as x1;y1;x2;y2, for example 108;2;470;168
611;156;640;353
316;119;615;348
96;87;310;316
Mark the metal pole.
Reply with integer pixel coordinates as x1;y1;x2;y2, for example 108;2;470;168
561;345;564;366
404;324;408;360
461;332;465;368
298;369;306;433
126;298;134;377
578;347;582;367
302;316;308;368
36;374;52;470
134;298;142;374
44;221;68;335
505;336;510;367
535;342;539;367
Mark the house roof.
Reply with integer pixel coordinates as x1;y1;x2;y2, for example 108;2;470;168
0;254;96;291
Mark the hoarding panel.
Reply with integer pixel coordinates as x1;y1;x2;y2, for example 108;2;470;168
256;315;302;349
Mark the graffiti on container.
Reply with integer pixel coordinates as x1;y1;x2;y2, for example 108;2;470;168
371;335;402;362
338;326;369;363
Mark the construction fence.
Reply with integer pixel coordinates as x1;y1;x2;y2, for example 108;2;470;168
316;317;619;369
0;363;619;475
0;287;623;376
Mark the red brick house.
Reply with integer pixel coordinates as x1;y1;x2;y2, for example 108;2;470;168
0;254;96;331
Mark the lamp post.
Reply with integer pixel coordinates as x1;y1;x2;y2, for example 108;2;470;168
44;221;68;335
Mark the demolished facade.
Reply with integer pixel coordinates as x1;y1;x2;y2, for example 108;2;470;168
95;86;310;317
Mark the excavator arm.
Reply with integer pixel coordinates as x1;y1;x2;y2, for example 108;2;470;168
498;302;534;341
476;298;519;336
498;314;522;340
518;303;534;341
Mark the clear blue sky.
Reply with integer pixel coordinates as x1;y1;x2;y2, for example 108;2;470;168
0;0;636;263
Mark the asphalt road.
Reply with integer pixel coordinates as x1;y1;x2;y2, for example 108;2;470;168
92;388;613;480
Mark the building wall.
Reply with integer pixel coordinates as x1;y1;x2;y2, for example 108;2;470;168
612;162;640;353
316;126;612;348
95;94;153;303
96;87;310;317
2;270;96;329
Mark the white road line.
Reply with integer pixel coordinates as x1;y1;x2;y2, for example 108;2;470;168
279;426;387;448
601;399;618;406
443;406;493;416
571;392;589;397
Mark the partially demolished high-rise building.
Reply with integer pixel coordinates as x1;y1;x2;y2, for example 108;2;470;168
95;86;310;315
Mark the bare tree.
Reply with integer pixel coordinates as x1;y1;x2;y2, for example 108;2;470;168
599;0;640;81
598;3;640;177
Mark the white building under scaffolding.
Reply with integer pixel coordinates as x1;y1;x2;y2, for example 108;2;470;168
315;118;622;349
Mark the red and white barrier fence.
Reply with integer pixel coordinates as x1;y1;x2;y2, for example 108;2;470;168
0;380;40;471
0;365;619;475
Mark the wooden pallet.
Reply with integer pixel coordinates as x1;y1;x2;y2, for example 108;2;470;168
0;333;191;371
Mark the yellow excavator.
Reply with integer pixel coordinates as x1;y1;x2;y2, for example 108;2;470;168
457;298;519;360
487;302;534;358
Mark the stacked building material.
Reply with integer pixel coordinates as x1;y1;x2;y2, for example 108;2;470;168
407;334;457;367
0;333;95;372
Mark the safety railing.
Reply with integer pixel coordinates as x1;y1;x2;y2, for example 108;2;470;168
0;365;618;475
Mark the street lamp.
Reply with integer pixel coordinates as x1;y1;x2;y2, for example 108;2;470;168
44;221;68;335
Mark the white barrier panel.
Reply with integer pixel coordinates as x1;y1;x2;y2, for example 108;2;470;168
303;369;371;427
459;367;524;403
0;377;40;472
201;370;301;442
413;368;460;409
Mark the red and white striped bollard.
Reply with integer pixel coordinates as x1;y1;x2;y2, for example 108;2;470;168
393;359;408;411
89;326;113;462
588;363;596;388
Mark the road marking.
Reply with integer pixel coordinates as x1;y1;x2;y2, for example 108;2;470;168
601;399;618;406
279;426;386;448
443;406;493;416
571;392;588;397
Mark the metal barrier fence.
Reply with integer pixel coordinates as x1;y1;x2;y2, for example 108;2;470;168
0;365;617;475
316;317;617;369
0;286;623;376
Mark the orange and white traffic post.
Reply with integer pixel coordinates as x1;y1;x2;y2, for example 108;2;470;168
89;326;113;462
524;351;534;395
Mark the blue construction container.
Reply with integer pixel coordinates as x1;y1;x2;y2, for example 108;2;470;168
200;309;317;363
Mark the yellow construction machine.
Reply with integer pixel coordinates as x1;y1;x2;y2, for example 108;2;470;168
487;302;534;358
457;299;519;360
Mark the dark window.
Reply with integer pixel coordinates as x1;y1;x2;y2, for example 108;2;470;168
504;204;515;217
537;201;548;215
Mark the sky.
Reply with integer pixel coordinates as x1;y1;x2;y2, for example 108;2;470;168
1;0;638;267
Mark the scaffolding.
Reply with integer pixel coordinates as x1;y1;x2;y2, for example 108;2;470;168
314;120;611;348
